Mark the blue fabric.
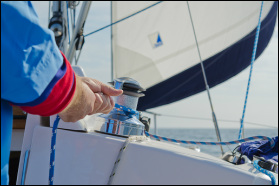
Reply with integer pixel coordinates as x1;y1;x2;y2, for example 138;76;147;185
1;1;63;103
238;136;278;162
1;1;63;185
138;1;278;111
1;101;13;185
10;61;67;107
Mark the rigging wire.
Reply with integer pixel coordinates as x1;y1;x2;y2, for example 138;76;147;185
70;7;74;30
73;6;76;30
84;1;163;37
76;49;82;65
48;1;51;25
70;1;162;65
186;1;224;155
142;111;277;129
66;2;71;44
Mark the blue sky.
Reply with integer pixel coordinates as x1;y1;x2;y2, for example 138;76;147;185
32;1;278;129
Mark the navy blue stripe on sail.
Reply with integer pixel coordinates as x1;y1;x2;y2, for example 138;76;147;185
138;1;278;111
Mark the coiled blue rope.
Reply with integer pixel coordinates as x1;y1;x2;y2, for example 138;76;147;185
145;131;275;148
238;1;264;140
49;115;60;185
253;160;276;185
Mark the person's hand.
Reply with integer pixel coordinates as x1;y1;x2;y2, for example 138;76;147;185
58;75;123;122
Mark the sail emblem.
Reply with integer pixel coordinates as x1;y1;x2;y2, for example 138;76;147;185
148;32;163;48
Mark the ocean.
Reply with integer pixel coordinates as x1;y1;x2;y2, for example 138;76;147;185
148;128;278;157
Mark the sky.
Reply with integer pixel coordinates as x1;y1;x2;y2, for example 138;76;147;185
32;1;278;129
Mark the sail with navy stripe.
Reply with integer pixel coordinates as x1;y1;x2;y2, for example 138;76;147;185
111;1;278;110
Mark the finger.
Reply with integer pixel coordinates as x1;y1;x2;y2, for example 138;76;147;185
109;96;115;107
93;93;103;114
96;94;111;114
106;97;114;113
101;84;123;97
102;95;113;113
84;78;123;96
99;94;109;113
82;77;102;93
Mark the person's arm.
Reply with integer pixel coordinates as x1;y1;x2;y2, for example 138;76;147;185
1;2;122;122
19;52;123;122
1;1;65;104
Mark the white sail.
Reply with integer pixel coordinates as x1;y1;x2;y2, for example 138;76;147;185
112;1;277;110
112;1;273;88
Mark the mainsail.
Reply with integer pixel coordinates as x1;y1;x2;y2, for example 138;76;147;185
111;1;278;111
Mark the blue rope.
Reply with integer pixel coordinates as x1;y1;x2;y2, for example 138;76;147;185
21;150;29;185
114;103;139;119
145;131;275;148
47;105;137;184
49;115;60;185
48;106;136;185
253;160;276;185
84;1;163;37
238;1;264;140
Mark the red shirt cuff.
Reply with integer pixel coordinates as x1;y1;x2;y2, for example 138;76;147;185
19;52;76;116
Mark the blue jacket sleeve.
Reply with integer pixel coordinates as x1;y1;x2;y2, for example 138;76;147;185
1;1;63;104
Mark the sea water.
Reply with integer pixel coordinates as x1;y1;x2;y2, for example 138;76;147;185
148;128;278;157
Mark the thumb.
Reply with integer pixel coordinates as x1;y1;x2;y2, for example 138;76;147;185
85;78;123;96
101;84;123;96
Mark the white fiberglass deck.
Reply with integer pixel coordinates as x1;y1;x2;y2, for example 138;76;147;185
18;125;272;185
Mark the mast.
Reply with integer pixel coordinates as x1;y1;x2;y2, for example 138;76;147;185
66;1;91;64
42;1;69;127
49;2;68;53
